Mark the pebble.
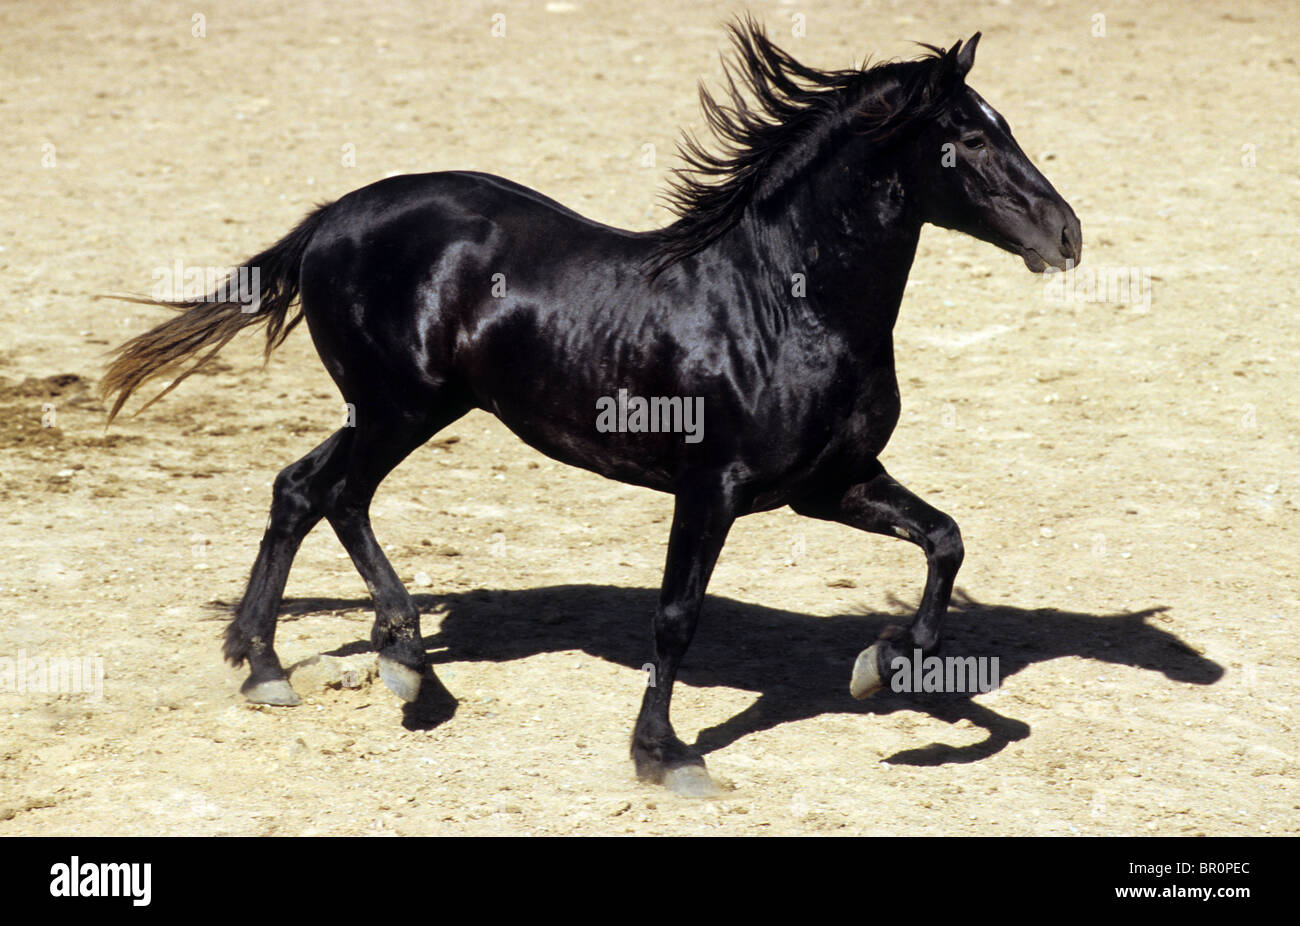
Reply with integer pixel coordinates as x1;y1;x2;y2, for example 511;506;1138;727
289;653;378;692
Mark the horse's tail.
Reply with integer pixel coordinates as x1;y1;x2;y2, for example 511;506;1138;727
100;202;334;422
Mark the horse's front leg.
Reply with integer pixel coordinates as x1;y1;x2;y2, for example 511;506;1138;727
792;462;964;697
632;471;742;796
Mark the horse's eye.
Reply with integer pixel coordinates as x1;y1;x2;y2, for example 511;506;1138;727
962;135;986;150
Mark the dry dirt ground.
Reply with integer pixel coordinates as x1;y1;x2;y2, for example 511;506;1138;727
0;0;1296;836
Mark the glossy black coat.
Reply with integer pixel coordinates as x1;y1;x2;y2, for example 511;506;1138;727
103;22;1079;792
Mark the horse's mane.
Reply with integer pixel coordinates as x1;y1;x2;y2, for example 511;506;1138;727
649;16;965;273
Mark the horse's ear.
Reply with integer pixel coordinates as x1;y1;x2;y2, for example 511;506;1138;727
924;34;977;93
955;32;980;78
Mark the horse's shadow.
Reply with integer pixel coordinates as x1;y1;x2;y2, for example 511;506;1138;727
272;587;1222;766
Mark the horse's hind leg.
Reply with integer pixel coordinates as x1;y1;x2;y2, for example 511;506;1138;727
791;462;963;698
318;401;470;702
226;428;352;705
226;397;465;705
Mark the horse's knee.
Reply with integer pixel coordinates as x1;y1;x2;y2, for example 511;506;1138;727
927;518;964;572
654;601;697;652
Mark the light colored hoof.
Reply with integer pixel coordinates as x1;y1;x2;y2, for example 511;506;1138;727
850;624;905;699
850;643;887;699
664;765;722;798
242;678;301;706
378;655;422;702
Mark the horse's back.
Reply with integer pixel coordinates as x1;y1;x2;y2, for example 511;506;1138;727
296;174;677;445
298;170;642;370
306;169;645;260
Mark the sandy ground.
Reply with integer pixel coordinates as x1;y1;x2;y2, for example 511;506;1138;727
0;0;1296;835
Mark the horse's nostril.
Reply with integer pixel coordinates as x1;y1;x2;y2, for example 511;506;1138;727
1060;224;1079;261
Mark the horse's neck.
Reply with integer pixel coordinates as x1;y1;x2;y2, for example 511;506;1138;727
731;158;922;337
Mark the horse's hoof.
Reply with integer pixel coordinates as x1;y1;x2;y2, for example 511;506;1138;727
850;643;887;699
850;624;905;699
664;765;722;798
378;655;422;702
242;677;301;706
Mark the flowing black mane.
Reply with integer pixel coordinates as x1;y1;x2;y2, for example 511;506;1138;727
650;17;966;272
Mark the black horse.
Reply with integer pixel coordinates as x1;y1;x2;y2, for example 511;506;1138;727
103;20;1080;795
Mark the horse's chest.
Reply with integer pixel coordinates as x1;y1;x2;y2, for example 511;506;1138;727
819;364;901;461
851;381;901;453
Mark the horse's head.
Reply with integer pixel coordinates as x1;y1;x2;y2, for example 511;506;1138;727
903;34;1081;272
